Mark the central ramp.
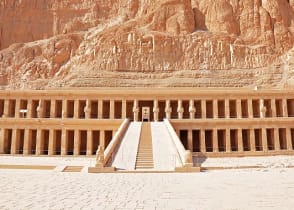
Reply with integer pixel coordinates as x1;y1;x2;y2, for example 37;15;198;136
111;122;142;170
135;122;154;169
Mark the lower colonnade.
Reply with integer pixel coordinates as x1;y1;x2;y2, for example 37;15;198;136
0;88;293;158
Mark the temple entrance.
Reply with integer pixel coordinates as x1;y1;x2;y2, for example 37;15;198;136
142;107;150;122
139;101;154;121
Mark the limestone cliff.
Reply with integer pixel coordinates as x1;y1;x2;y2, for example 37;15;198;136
0;0;293;89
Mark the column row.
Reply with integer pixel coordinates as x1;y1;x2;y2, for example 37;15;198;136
180;128;294;153
0;98;293;120
0;129;116;156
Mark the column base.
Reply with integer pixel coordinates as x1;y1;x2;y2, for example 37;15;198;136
88;166;116;173
175;165;201;173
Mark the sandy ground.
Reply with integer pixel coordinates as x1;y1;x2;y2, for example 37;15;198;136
1;155;294;209
0;168;294;210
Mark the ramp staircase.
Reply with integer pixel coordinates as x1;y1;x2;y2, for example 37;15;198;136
135;122;154;169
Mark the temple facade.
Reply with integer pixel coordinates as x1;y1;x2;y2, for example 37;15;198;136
0;88;294;162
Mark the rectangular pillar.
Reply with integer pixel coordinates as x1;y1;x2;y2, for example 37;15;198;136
48;130;55;156
50;100;56;118
26;100;32;118
23;129;30;155
213;129;218;152
61;129;67;155
188;129;193;151
213;100;218;119
110;100;115;119
10;129;17;154
0;129;4;154
86;130;93;156
282;98;288;117
200;129;206;152
262;128;268;152
15;99;21;118
62;100;67;118
100;130;105;150
286;128;293;150
35;129;42;155
249;129;256;151
74;130;80;156
201;100;206;119
225;99;230;118
98;101;103;119
225;129;231;152
274;128;280;150
271;99;277;117
236;99;242;118
122;100;127;119
237;129;243;152
3;100;9;117
74;100;79;118
248;99;253;118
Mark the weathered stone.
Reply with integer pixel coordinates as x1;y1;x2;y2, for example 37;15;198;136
0;0;293;89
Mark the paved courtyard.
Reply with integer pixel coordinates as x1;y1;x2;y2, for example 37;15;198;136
0;168;294;210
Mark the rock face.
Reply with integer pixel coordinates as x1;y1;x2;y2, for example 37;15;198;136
0;0;293;89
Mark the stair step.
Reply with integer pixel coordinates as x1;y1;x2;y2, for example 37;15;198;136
135;122;154;170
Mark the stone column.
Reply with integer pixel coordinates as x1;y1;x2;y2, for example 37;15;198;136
11;129;17;155
153;100;159;122
62;100;67;118
84;100;91;119
74;130;80;156
50;100;56;118
286;128;293;150
2;100;9;117
98;100;103;119
225;129;231;152
26;100;32;118
122;100;127;119
165;100;171;119
0;129;4;154
201;100;206;119
249;129;256;151
74;100;79;119
236;99;242;118
237;129;243;152
248;99;253;118
37;100;44;118
225;99;230;118
282;98;288;117
177;100;183;119
271;99;277;117
133;100;139;122
61;129;67;155
262;128;268;152
23;129;31;155
189;100;195;119
36;129;42;155
15;99;21;118
260;99;266;118
274;128;280;151
110;100;115;119
188;129;193;151
48;130;55;156
213;129;218;152
100;130;105;151
213;100;218;119
86;130;93;156
200;129;206;153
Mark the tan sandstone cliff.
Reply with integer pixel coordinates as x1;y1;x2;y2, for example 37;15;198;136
0;0;293;89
